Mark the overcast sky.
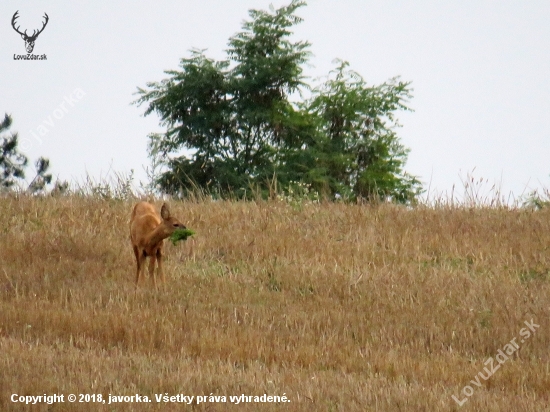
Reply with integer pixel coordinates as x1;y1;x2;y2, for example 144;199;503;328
1;1;549;201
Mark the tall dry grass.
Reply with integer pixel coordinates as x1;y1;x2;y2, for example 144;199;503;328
0;194;549;411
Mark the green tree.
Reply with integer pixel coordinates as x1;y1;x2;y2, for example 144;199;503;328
135;0;312;197
28;157;53;194
302;61;422;202
0;113;28;189
136;1;421;202
0;113;52;193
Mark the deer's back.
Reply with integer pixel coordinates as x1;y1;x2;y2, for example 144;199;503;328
130;202;161;247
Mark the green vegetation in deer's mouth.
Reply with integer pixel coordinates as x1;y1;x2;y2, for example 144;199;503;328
170;228;195;245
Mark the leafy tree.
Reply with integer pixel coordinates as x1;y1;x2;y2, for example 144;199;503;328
0;113;52;193
0;113;28;189
302;61;422;202
135;0;311;197
136;1;421;202
28;157;53;194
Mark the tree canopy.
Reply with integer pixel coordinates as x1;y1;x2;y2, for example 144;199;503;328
0;113;52;193
135;0;422;202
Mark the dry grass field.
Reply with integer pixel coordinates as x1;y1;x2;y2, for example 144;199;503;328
0;195;549;411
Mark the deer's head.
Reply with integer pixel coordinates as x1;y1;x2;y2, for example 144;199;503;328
11;11;49;54
159;203;187;237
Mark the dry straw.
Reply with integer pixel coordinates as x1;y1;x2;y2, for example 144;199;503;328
0;185;549;410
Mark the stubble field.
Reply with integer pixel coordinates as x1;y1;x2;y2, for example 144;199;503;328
0;195;549;411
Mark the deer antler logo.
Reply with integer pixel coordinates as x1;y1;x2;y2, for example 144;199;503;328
11;11;49;54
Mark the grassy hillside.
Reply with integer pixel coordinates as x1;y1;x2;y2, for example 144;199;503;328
0;195;549;411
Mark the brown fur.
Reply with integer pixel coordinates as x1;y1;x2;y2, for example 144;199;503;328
130;202;185;288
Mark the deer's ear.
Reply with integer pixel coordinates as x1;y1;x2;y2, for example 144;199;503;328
160;203;171;220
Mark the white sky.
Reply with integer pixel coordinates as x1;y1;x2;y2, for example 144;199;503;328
1;1;549;200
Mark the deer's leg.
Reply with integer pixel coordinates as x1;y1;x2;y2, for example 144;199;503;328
135;250;146;287
156;248;166;284
148;254;157;289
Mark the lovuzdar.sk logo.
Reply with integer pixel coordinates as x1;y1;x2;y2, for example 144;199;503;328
11;10;49;60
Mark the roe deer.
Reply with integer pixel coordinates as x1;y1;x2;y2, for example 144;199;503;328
130;202;186;288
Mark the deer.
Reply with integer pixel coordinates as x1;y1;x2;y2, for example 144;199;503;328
130;202;186;288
